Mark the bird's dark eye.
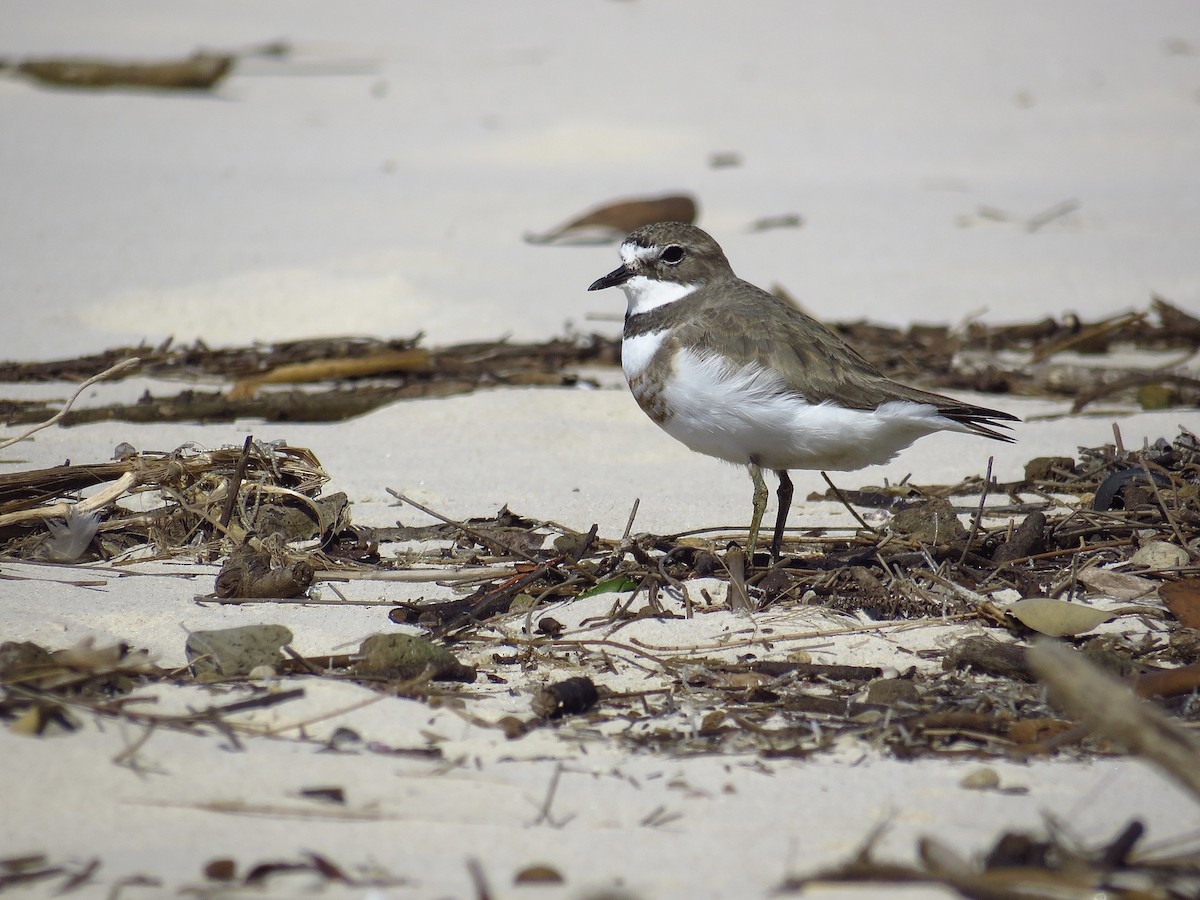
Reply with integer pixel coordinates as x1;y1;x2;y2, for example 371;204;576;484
660;245;685;265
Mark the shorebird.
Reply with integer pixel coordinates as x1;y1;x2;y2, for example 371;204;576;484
587;222;1018;559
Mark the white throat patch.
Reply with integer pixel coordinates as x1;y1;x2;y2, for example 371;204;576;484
620;276;696;316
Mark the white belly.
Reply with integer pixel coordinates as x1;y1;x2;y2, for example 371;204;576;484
651;349;964;471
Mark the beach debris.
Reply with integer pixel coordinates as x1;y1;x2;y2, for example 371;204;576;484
778;817;1199;898
532;677;600;719
577;575;640;599
1075;566;1159;599
708;152;742;168
747;213;804;232
1093;465;1171;511
524;194;698;244
1135;661;1200;700
203;859;237;882
1;298;1198;427
14;52;233;91
888;497;967;543
0;854;103;894
1028;639;1200;802
37;508;102;562
0;357;139;453
353;633;476;682
1161;579;1200;628
1005;598;1115;637
0;412;1196;769
0;439;330;562
1128;540;1189;570
956;197;1081;232
0;335;609;427
513;864;565;885
298;786;346;804
1023;455;1075;481
990;510;1046;563
942;636;1032;680
229;347;432;399
1;638;160;736
186;624;294;678
200;852;409;890
215;543;315;599
958;767;1000;790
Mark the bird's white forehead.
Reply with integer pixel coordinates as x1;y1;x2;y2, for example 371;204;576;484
619;241;659;268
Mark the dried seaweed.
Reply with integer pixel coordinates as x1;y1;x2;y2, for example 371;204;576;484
1;427;1197;769
1;299;1196;427
0;439;333;562
779;817;1200;899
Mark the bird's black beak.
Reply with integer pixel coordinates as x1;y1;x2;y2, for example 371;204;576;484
588;264;633;292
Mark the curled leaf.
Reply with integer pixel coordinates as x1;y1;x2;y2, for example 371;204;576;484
525;194;698;245
577;576;639;599
1006;597;1114;637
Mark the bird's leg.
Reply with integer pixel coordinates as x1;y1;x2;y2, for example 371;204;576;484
771;469;793;560
746;463;768;559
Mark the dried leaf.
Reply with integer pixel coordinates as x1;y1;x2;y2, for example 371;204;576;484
1006;598;1113;637
514;865;564;885
525;194;698;244
17;53;233;91
1075;567;1158;600
1160;579;1200;629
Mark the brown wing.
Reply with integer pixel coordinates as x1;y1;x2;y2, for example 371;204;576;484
677;281;1019;441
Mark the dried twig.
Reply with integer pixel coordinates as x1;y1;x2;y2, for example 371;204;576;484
0;356;139;451
821;471;878;534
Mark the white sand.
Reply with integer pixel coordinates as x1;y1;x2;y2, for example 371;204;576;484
3;2;1199;897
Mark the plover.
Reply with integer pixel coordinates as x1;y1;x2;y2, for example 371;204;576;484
587;222;1018;560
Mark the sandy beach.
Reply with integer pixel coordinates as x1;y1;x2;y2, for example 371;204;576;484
3;3;1200;898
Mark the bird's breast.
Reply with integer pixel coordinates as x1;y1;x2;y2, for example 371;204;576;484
622;330;674;425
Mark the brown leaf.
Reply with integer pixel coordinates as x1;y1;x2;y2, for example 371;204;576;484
514;865;564;885
18;54;233;91
1160;579;1200;629
525;194;698;244
1135;662;1200;699
203;859;237;882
